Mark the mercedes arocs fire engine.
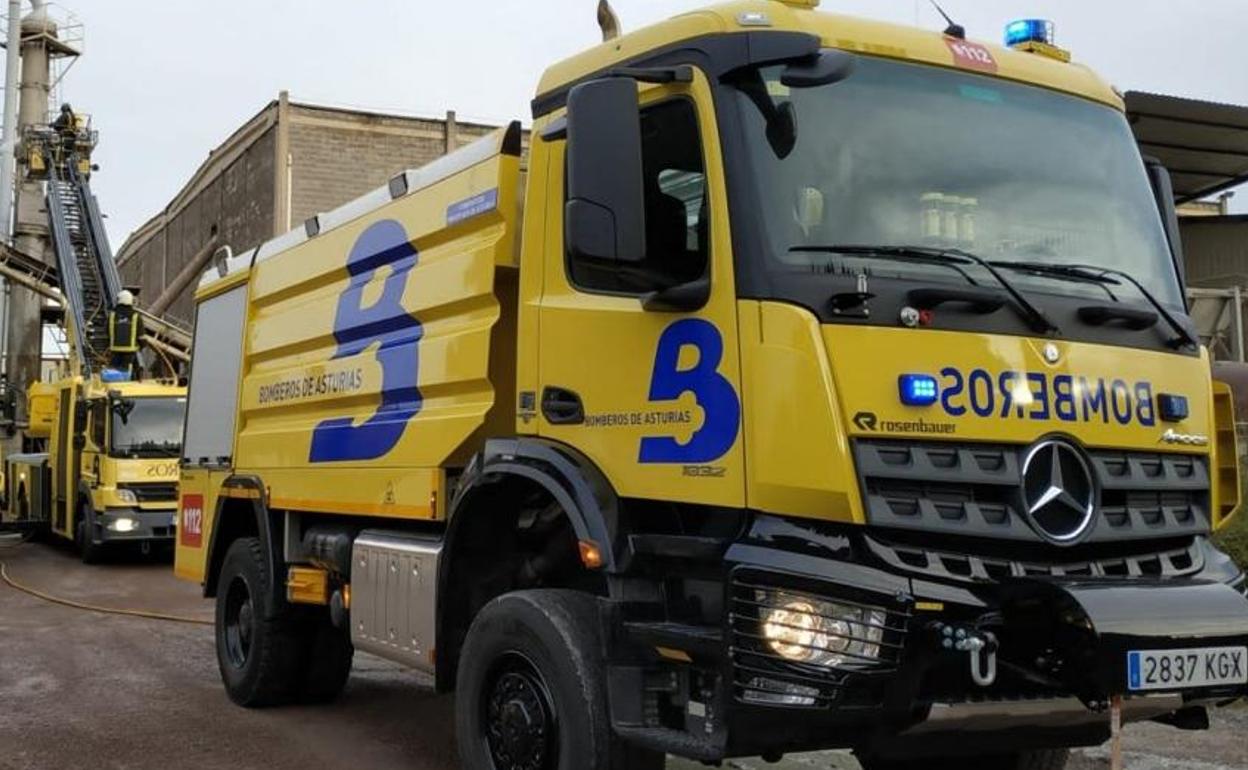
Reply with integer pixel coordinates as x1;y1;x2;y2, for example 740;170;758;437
175;3;1248;768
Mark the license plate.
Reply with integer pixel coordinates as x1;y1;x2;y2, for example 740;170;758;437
1127;647;1247;691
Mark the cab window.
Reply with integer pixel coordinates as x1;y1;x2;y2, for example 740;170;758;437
89;400;107;449
567;98;709;294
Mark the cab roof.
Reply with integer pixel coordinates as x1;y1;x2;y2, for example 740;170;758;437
536;0;1120;111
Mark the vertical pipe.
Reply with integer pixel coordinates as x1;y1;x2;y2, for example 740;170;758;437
0;0;22;241
6;3;53;414
0;0;22;378
272;90;291;236
1233;285;1244;363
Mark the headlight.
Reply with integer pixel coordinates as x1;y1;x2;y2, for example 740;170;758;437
760;591;886;668
107;517;138;533
115;488;138;504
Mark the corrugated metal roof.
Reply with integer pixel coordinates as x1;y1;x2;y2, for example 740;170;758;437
1126;91;1248;204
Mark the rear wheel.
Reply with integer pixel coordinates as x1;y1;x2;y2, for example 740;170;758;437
215;537;307;706
298;615;353;703
455;589;664;770
859;749;1069;770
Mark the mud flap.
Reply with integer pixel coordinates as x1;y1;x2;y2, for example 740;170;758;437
995;579;1248;704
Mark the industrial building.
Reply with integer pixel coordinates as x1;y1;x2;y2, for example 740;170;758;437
116;93;513;325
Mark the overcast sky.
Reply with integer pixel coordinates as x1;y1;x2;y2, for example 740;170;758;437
46;0;1248;246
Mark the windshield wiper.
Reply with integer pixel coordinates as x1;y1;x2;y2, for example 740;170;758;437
792;244;1057;334
988;261;1121;302
1059;264;1197;350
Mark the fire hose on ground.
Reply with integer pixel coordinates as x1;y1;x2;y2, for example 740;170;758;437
0;533;211;626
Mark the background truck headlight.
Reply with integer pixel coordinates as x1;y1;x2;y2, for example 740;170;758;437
115;488;138;505
107;517;138;533
760;591;886;667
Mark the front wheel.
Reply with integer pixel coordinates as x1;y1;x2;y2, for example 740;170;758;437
75;504;103;564
454;590;664;770
215;537;307;707
859;749;1069;770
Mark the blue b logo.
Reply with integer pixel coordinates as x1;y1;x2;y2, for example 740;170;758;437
639;319;740;464
309;220;423;462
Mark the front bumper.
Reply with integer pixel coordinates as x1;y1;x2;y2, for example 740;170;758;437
610;518;1248;760
93;508;177;543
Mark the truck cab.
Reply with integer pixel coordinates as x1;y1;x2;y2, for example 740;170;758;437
176;2;1248;768
7;375;185;560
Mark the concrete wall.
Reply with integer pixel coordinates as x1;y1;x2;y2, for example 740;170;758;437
119;118;278;325
286;105;497;229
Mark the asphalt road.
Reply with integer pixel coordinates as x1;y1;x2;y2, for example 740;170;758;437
0;540;1244;770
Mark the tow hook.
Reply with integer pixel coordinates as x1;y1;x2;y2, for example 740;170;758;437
929;622;999;687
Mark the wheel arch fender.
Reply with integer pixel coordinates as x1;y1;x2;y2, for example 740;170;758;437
433;437;622;691
74;480;95;531
444;437;621;574
202;475;283;609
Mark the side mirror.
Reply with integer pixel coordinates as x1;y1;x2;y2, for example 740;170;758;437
564;78;646;264
1143;156;1187;296
781;50;856;89
73;401;88;435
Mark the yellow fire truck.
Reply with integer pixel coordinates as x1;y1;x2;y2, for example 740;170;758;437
2;112;188;561
175;3;1248;768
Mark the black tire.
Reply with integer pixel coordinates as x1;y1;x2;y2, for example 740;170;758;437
75;504;103;564
455;589;665;770
859;749;1069;770
214;537;308;707
299;616;354;703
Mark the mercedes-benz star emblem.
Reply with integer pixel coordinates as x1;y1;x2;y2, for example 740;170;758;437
1021;440;1096;544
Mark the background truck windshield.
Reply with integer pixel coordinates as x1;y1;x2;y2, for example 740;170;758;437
111;396;185;458
733;54;1183;308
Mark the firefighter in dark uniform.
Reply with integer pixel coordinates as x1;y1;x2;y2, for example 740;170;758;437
108;290;141;377
51;103;78;165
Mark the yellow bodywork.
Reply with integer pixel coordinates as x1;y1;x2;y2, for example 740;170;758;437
25;380;57;439
177;0;1236;586
177;127;523;582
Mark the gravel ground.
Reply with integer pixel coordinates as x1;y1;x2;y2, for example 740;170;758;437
0;540;1244;770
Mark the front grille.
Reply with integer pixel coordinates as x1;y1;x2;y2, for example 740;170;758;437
728;569;910;708
118;482;178;504
855;439;1210;545
865;533;1204;584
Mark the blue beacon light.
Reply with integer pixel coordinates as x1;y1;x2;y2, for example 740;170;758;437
1005;19;1054;48
899;374;939;407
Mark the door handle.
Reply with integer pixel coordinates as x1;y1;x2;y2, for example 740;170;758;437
541;386;584;425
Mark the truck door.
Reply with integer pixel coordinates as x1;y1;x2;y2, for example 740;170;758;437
536;72;745;508
52;385;74;535
82;398;105;497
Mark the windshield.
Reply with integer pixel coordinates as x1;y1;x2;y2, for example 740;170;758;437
732;54;1182;308
110;396;185;458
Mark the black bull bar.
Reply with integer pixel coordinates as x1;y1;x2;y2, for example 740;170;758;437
988;577;1248;703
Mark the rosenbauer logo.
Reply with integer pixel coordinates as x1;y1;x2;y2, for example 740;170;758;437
180;494;204;548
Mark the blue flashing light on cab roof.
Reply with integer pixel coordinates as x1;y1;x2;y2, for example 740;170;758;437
100;367;131;383
899;374;939;407
1005;19;1054;48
